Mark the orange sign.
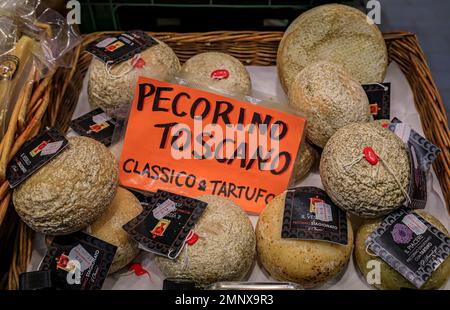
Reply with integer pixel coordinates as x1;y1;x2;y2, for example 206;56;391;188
119;77;306;214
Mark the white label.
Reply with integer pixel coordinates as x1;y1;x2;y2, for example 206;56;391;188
393;123;412;143
315;202;333;222
69;244;95;273
152;199;177;220
40;140;64;156
92;112;111;124
402;214;428;235
96;37;117;48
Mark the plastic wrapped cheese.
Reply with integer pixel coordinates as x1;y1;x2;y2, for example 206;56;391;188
256;192;353;288
320;122;410;218
155;195;256;287
13;137;119;235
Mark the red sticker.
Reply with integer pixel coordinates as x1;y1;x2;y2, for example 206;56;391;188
128;263;149;277
210;69;229;80
186;232;199;246
363;147;379;165
382;123;388;128
133;58;146;69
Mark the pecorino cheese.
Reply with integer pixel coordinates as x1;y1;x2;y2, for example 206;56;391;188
291;141;318;184
179;52;251;95
288;61;371;148
88;39;180;117
256;192;353;288
320;122;410;218
13;137;119;235
355;210;450;290
155;195;256;287
277;3;388;92
90;187;142;273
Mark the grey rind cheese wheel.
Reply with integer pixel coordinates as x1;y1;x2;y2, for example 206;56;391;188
320;122;410;218
291;141;318;184
90;187;142;273
355;210;450;290
88;39;180;115
256;192;353;288
155;195;256;287
180;52;251;95
277;4;388;92
289;61;371;148
13;137;119;235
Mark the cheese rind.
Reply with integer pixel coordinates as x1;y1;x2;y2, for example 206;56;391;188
256;192;353;288
13;137;119;235
277;4;388;93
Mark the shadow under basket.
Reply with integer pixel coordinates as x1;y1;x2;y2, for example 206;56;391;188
0;31;449;290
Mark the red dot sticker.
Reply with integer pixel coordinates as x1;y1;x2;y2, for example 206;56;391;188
210;69;229;80
128;263;149;277
133;58;146;69
186;232;199;246
363;147;379;165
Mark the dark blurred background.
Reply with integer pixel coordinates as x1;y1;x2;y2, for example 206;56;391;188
42;0;450;122
74;0;354;33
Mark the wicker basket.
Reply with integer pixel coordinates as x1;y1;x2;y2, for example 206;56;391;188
0;31;448;290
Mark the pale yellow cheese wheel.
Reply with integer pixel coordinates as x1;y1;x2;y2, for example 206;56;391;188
90;187;142;273
256;192;353;288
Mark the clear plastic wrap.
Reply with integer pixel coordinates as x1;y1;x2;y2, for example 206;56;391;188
109;74;307;214
0;0;81;140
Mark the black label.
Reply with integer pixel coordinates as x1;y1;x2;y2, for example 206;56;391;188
388;118;440;209
39;232;117;290
123;190;207;259
70;108;118;146
86;30;158;65
362;83;391;120
6;128;69;188
282;187;348;245
366;208;450;288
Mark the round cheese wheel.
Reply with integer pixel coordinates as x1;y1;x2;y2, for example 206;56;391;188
155;195;256;287
256;192;353;288
355;210;450;290
13;137;119;235
88;39;180;116
180;52;251;95
291;141;318;184
320;122;410;218
90;187;142;273
277;4;388;92
288;61;371;148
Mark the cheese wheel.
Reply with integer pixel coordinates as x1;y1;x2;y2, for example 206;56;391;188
289;61;371;148
180;52;251;95
256;192;353;288
277;4;388;92
355;210;450;290
320;122;410;218
90;187;142;273
291;141;318;184
13;137;119;235
155;195;256;287
88;39;180;117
